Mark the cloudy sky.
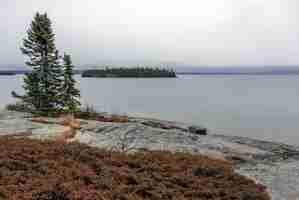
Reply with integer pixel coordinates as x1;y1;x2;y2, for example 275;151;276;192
1;0;299;68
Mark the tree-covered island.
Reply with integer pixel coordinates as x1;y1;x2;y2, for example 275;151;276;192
82;67;177;78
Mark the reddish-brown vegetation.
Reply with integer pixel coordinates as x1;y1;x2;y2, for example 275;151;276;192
95;115;129;123
31;114;129;125
74;105;129;122
30;117;51;124
0;137;270;200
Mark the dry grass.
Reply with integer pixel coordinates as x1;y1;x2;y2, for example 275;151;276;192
0;137;270;200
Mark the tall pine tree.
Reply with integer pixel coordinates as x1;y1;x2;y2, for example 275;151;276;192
60;53;81;113
19;12;63;113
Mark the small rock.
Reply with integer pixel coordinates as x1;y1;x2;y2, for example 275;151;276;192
188;126;207;135
141;121;163;129
226;155;251;165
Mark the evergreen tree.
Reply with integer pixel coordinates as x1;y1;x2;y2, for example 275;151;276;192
60;53;81;113
19;12;63;113
23;71;42;110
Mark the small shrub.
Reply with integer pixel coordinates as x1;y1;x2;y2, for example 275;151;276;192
5;102;32;113
5;102;61;117
74;105;100;119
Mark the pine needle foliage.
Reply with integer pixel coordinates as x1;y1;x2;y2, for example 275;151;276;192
60;53;81;113
19;12;63;114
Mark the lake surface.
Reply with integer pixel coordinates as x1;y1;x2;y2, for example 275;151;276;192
1;75;299;146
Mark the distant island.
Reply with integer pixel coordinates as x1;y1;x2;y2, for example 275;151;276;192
0;71;16;76
81;67;177;78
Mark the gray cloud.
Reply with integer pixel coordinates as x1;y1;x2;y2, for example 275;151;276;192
1;0;299;68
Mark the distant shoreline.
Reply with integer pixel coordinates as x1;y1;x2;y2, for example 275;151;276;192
0;72;16;76
81;68;177;78
2;70;299;76
177;72;299;75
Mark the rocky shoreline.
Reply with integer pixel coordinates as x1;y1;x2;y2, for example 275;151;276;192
0;110;298;200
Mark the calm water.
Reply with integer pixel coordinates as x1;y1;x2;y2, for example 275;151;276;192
1;75;299;146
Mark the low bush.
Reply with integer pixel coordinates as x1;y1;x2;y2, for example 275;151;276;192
74;105;100;119
74;106;129;122
5;102;32;113
6;103;98;119
0;137;270;200
6;102;129;123
5;102;60;117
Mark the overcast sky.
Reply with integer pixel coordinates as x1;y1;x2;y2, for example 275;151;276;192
1;0;299;68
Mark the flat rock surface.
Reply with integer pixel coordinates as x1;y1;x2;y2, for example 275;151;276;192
0;110;299;200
